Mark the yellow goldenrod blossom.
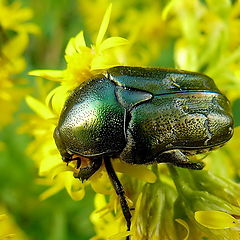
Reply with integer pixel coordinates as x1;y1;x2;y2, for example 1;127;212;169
23;95;86;200
90;194;130;240
172;0;240;102
170;0;240;179
78;0;176;65
0;0;38;33
0;206;28;240
29;4;128;92
0;0;39;129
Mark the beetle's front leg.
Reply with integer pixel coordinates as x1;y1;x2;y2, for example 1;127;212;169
104;156;132;240
156;149;205;170
74;157;102;182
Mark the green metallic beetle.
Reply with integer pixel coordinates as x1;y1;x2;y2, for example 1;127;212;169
54;66;233;237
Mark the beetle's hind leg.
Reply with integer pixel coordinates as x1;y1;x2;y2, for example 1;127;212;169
104;156;132;240
155;149;205;170
74;157;102;182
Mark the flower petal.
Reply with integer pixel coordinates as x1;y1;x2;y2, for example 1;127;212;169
113;161;157;183
175;218;190;240
26;95;55;119
65;31;87;56
90;171;112;195
28;70;63;82
90;56;118;71
108;230;132;240
65;38;77;56
74;31;87;51
95;3;112;46
64;173;85;200
99;37;128;52
195;210;239;229
162;0;175;20
45;86;70;116
39;183;64;201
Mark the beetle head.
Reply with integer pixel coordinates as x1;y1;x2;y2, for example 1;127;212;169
53;127;72;162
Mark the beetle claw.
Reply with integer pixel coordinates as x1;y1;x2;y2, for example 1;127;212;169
73;171;89;182
73;158;102;182
73;172;85;183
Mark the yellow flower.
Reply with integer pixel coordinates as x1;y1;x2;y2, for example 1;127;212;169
90;194;130;240
0;0;38;33
129;172;178;240
0;206;28;240
172;0;240;102
195;210;240;230
29;4;128;91
195;210;240;239
23;95;86;200
78;0;175;65
0;0;39;130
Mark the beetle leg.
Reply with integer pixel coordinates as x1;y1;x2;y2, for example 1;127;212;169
74;157;102;182
62;154;81;167
67;156;81;168
62;152;73;164
104;156;131;239
155;149;205;170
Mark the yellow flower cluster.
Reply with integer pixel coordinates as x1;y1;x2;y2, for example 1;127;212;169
27;1;240;240
0;1;38;238
0;0;39;130
0;206;28;240
78;0;175;65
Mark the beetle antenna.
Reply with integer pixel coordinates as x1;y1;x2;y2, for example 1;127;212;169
103;156;132;239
